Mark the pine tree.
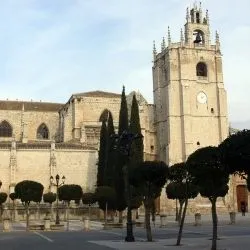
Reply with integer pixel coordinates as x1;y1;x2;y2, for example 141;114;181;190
97;120;108;187
129;94;144;168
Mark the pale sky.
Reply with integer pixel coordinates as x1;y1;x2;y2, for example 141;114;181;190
0;0;249;125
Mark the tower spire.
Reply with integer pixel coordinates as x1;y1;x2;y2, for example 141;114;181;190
168;26;171;45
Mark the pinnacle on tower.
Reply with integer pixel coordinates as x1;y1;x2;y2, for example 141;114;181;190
180;29;184;46
206;9;209;24
215;30;220;50
168;26;171;45
161;37;166;51
153;40;157;60
186;7;190;22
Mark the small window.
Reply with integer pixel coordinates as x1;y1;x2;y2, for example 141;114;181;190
37;123;49;139
196;62;207;77
0;120;12;137
197;141;200;146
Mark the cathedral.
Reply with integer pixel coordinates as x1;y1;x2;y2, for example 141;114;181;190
0;3;247;213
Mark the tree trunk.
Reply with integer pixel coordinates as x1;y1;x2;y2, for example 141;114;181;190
176;198;188;246
0;204;2;222
88;204;91;219
211;198;218;250
26;204;30;232
50;203;53;220
66;202;70;231
104;202;108;226
37;203;40;220
178;199;185;226
175;199;179;221
144;200;152;242
118;211;123;223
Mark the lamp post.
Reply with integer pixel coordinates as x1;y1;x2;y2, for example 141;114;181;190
50;174;65;225
112;130;143;242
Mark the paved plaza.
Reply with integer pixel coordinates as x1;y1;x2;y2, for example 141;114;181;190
1;213;250;249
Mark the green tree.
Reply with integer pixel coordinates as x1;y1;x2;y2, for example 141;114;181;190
219;129;250;178
9;192;17;221
82;192;97;218
0;192;7;221
130;161;168;241
58;184;83;205
187;146;229;250
104;111;116;187
97;120;108;187
129;94;144;166
115;86;129;222
95;186;116;224
58;184;83;230
43;192;57;218
166;163;199;245
15;180;44;231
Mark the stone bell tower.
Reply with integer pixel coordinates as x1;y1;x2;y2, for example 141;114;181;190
153;3;229;166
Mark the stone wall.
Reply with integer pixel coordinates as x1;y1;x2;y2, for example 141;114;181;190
0;142;97;194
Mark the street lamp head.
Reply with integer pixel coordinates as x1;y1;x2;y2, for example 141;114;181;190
55;174;60;185
62;176;66;184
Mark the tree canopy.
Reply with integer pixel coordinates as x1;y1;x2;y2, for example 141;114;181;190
0;192;7;205
95;186;116;211
187;146;229;199
43;192;57;204
58;184;83;204
219;129;250;175
15;180;44;205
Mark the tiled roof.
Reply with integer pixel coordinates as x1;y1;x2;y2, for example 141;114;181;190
0;100;63;112
73;90;121;98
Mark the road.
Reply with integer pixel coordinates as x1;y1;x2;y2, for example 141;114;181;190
1;219;250;250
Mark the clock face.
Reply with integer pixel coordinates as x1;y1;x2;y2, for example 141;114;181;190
197;91;207;104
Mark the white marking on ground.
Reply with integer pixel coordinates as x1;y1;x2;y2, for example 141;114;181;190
34;232;54;242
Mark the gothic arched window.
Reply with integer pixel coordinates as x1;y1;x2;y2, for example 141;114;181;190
37;123;49;139
0;120;12;137
196;62;207;77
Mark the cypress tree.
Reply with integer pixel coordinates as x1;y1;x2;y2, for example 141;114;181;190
118;86;129;135
129;94;144;167
115;86;129;221
97;120;108;187
104;111;116;186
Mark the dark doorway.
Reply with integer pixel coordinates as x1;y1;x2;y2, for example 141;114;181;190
236;185;248;212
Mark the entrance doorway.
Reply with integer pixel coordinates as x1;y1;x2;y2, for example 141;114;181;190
236;185;248;212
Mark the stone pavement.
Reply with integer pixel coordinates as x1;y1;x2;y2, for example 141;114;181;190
90;235;250;250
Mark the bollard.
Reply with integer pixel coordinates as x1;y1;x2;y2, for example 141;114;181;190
3;218;11;232
84;217;90;231
229;212;236;224
160;214;167;228
194;213;201;226
44;215;51;231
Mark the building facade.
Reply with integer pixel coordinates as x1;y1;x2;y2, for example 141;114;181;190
0;91;156;195
0;3;247;213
